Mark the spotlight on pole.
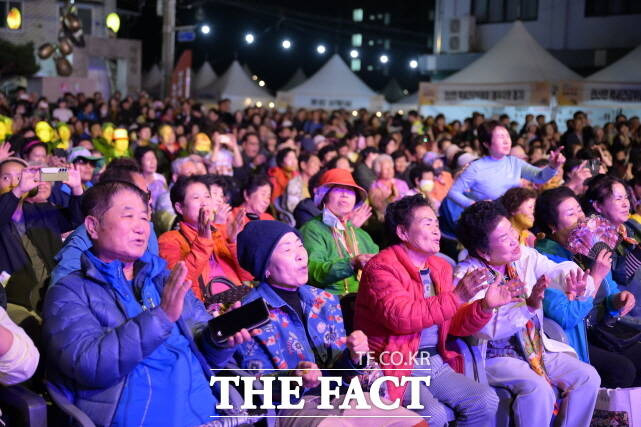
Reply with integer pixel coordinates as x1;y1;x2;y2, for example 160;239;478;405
409;59;418;69
350;49;359;59
379;54;389;64
245;33;254;44
316;44;326;54
200;24;211;35
282;39;292;49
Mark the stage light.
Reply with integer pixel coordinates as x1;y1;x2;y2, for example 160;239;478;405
6;7;21;30
106;12;120;34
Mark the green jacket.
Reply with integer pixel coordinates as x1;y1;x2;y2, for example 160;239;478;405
300;216;379;295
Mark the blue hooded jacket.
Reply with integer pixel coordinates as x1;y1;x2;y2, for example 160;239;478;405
43;249;233;426
50;223;159;286
536;238;620;362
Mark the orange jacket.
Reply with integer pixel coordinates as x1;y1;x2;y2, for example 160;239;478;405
268;166;298;202
355;244;492;401
230;206;275;232
158;222;251;300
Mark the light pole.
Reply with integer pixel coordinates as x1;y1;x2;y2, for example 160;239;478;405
161;0;176;98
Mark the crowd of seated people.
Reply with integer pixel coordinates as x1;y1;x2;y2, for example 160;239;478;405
2;88;641;426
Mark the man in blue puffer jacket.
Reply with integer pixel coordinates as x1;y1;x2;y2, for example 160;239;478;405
42;181;250;427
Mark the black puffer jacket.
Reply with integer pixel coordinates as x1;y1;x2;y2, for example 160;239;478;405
0;191;83;310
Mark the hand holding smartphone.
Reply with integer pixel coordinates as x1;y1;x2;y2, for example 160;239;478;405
208;298;270;345
40;167;69;182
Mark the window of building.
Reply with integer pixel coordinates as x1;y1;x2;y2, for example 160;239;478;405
352;33;362;47
352;8;363;22
350;58;361;72
0;1;23;30
473;0;538;23
585;0;641;16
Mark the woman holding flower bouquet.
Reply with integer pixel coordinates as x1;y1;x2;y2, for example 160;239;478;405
534;186;641;388
583;174;641;318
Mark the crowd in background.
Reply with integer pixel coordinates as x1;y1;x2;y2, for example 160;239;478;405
1;87;641;426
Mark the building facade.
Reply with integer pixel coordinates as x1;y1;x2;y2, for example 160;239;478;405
1;0;141;98
425;0;641;78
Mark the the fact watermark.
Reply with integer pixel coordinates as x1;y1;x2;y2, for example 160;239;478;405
209;350;433;417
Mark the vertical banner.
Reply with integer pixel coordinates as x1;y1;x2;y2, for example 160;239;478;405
171;50;192;98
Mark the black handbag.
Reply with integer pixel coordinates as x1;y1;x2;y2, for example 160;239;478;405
588;318;641;352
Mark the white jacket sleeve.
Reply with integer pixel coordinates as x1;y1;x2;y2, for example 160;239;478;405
525;246;596;298
454;259;535;341
0;308;39;385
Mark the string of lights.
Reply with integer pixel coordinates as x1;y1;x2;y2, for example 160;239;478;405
180;0;428;71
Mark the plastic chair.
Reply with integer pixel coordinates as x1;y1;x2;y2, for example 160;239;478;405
543;317;570;344
0;384;47;427
451;319;571;427
45;375;263;427
273;196;296;227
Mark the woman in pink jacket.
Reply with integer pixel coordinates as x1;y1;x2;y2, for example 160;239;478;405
355;194;515;426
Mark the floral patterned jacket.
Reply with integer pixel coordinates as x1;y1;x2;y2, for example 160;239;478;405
219;282;362;379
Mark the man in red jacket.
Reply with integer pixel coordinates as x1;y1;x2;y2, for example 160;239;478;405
355;194;516;426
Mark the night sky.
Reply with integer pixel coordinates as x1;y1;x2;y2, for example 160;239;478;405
119;0;434;94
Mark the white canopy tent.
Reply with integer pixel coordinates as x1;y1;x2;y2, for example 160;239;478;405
142;64;162;97
277;54;384;110
588;44;641;82
390;92;418;113
280;68;306;91
382;79;405;103
191;61;217;95
419;21;580;122
242;63;253;79
555;44;641;124
443;21;580;84
197;60;273;110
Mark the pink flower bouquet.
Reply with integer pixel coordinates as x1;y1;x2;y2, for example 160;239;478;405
566;215;620;260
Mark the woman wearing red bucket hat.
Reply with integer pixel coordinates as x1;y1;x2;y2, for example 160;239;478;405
300;168;379;296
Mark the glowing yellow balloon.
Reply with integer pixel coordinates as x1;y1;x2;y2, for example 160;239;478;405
102;123;114;143
106;12;120;34
113;128;129;156
35;121;54;143
56;124;71;150
6;8;21;30
193;133;211;153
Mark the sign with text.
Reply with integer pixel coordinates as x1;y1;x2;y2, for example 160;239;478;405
418;82;551;106
557;81;641;106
